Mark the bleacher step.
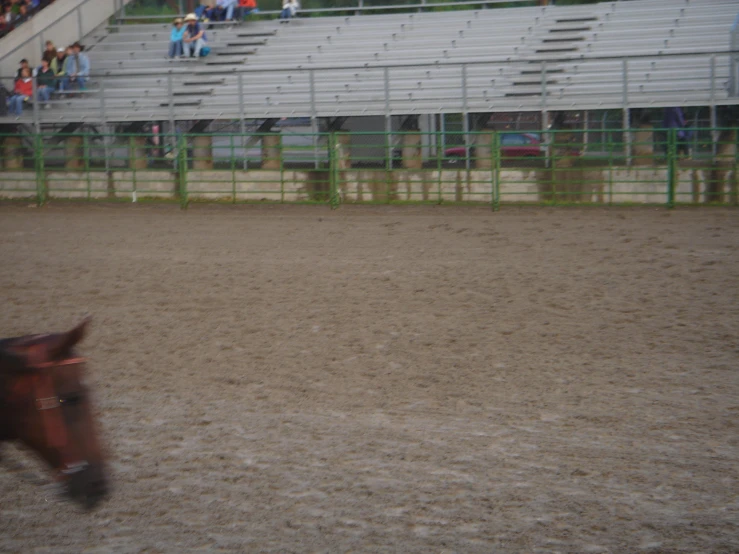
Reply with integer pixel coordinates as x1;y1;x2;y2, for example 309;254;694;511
173;90;214;96
504;92;550;97
158;100;202;107
205;60;247;65
216;50;257;56
236;32;276;38
512;80;559;86
520;68;564;75
555;17;598;24
549;27;592;33
542;37;585;43
183;79;226;86
534;47;579;53
226;41;267;47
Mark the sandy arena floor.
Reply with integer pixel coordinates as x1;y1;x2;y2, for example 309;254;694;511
0;204;737;553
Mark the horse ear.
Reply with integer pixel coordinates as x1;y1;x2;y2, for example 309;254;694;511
48;317;91;359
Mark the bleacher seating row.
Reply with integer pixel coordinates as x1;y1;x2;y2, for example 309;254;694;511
2;0;738;123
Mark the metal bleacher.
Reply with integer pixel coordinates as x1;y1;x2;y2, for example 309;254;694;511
3;0;739;124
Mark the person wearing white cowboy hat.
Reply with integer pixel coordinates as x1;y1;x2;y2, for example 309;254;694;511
183;13;206;58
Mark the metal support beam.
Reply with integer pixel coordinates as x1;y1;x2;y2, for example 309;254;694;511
622;58;631;166
326;117;349;132
710;55;717;158
244;118;279;148
189;120;213;134
541;61;549;167
462;64;470;170
167;73;177;168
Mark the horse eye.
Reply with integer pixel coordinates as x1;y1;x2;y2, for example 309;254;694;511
60;394;84;407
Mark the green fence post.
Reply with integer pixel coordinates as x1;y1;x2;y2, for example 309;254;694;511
436;132;443;204
178;134;188;209
667;127;676;208
83;133;92;200
230;135;236;204
734;127;739;206
34;134;46;206
492;131;500;211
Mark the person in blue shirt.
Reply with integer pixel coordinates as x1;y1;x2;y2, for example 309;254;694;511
183;13;206;58
209;0;238;21
663;107;692;157
169;17;186;58
61;42;90;91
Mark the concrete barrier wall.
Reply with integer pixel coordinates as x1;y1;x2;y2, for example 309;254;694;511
113;171;176;199
186;170;311;202
1;167;736;204
46;171;109;198
0;172;37;199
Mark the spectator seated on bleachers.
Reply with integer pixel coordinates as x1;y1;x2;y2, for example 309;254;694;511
15;3;29;24
279;0;299;22
60;42;90;92
36;57;54;106
183;13;206;58
212;0;238;22
236;0;257;20
0;0;56;39
50;47;66;87
15;58;30;80
1;3;16;35
7;67;32;116
41;40;56;64
169;17;185;59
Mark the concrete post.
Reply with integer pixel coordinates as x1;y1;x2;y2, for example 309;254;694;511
2;137;23;169
552;132;576;169
708;129;737;203
129;136;148;170
402;133;422;170
262;133;282;170
65;135;84;170
192;135;213;170
475;133;495;170
336;134;351;170
632;125;654;166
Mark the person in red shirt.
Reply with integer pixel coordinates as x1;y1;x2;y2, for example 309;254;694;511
8;67;33;115
236;0;257;20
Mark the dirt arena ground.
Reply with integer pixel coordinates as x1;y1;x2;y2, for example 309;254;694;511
0;204;737;553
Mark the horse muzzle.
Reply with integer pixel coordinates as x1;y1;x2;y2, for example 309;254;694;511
64;462;109;510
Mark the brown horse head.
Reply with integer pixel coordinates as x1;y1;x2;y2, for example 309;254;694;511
0;318;108;509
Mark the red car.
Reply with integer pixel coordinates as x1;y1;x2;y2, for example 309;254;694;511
444;132;543;161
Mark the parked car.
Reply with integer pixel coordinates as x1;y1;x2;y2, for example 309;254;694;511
444;132;543;162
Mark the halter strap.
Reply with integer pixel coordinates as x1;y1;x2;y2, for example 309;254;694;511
25;344;88;477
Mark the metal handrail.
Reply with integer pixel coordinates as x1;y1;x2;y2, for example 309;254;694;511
116;0;537;21
2;47;737;80
0;0;135;66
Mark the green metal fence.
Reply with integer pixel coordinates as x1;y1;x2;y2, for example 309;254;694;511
1;128;737;209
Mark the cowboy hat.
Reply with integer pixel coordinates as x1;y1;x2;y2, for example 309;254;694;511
173;17;183;24
184;13;197;21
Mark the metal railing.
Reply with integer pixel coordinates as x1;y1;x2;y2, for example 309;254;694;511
117;0;542;22
0;0;135;78
1;128;737;209
1;50;738;127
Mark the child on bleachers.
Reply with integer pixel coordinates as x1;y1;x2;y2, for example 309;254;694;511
169;17;186;59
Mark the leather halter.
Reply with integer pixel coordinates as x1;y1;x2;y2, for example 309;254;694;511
23;343;90;478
